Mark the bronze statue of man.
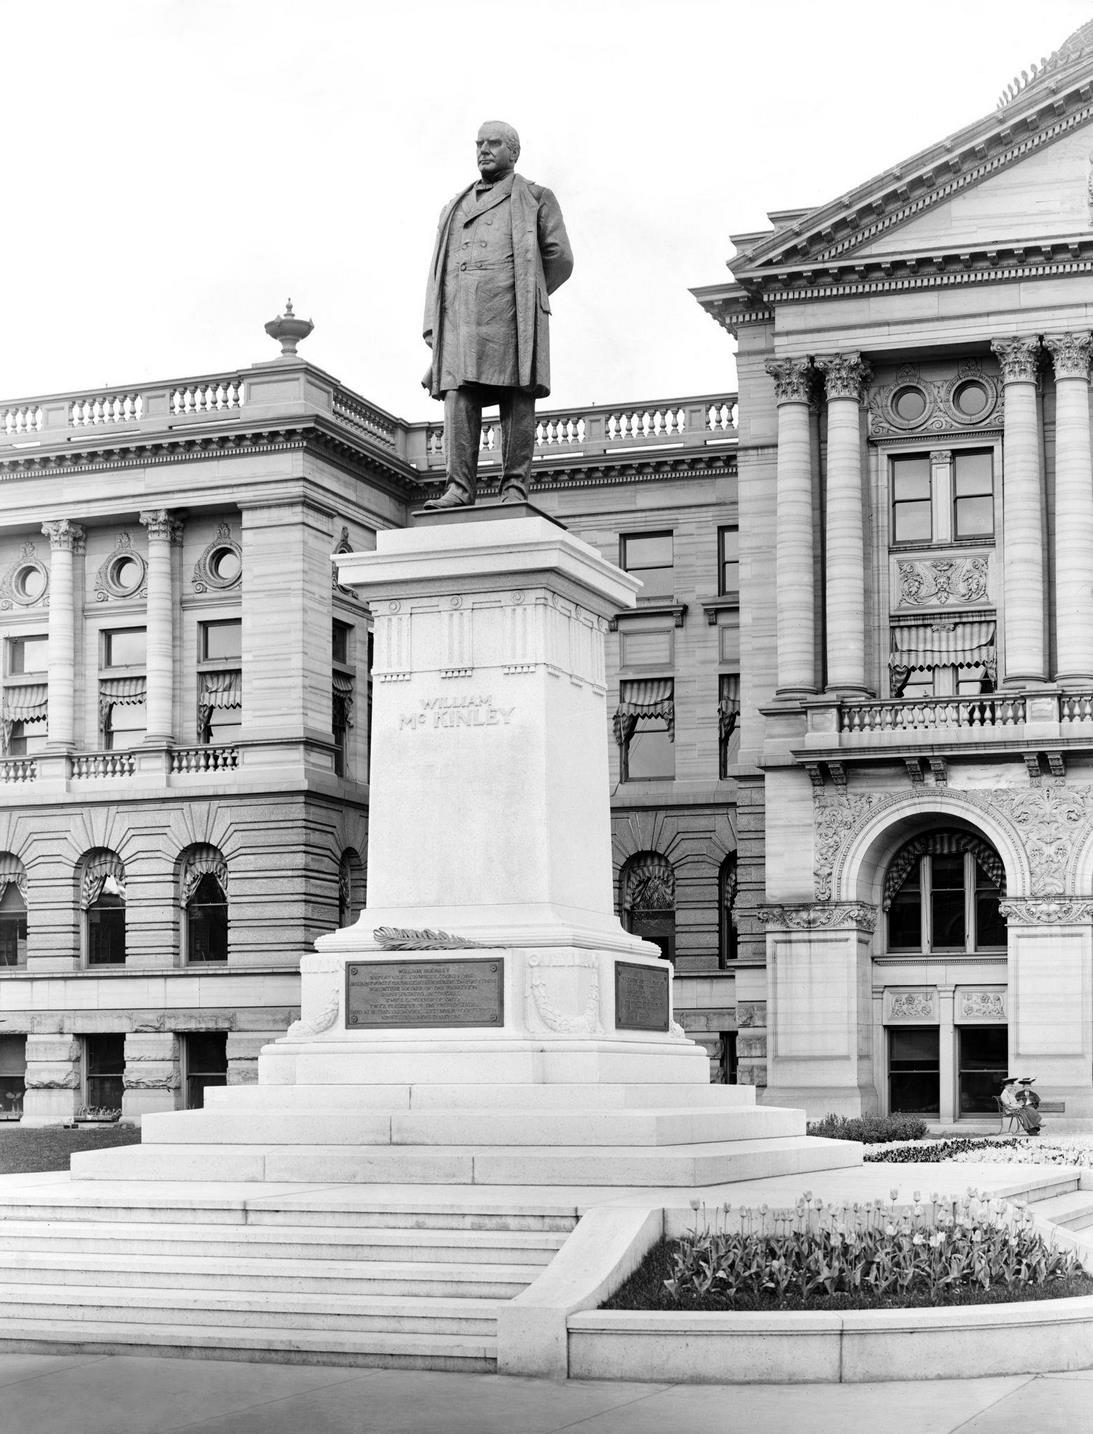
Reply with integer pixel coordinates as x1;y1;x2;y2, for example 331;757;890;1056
422;121;574;509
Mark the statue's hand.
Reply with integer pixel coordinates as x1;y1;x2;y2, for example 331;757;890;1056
421;365;433;391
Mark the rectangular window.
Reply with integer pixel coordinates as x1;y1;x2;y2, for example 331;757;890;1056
888;1027;939;1115
201;620;242;663
618;625;673;669
891;449;994;546
103;696;146;751
0;1034;26;1118
332;621;351;666
958;1025;1008;1116
719;1031;738;1085
103;628;146;668
83;1033;125;1112
616;678;674;780
183;1031;228;1110
7;635;47;676
952;450;995;539
621;532;674;601
891;456;933;543
6;719;47;757
0;885;26;968
718;527;739;594
718;674;740;779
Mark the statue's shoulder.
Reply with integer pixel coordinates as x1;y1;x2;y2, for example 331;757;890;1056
516;175;548;202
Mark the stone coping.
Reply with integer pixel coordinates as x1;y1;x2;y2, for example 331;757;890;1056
566;1295;1093;1383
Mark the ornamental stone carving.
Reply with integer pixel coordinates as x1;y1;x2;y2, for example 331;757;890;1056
122;1075;180;1091
0;540;49;611
138;510;184;545
999;898;1093;924
991;784;1093;895
736;1001;766;1028
959;990;1007;1020
1044;332;1093;380
42;519;85;553
24;1071;80;1090
285;954;344;1039
816;354;871;403
991;337;1040;384
757;902;878;932
525;951;602;1036
896;557;989;607
765;357;813;404
886;990;936;1022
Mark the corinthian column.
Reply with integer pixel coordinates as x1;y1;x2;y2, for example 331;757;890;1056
766;357;816;696
1045;333;1093;681
991;337;1045;684
139;510;183;744
41;520;84;750
817;353;871;695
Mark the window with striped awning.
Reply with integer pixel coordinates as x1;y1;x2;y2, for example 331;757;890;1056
889;620;996;671
884;830;1005;910
98;675;146;722
612;677;674;746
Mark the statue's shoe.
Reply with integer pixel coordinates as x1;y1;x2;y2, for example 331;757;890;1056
422;485;472;510
499;485;528;504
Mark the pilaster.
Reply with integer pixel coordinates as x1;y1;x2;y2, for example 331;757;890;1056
765;358;817;697
992;337;1046;685
139;510;183;745
817;354;871;696
41;520;84;752
1044;333;1093;682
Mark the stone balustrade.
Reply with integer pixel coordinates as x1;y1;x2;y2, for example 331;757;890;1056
0;365;737;479
839;694;1027;735
169;745;239;774
0;758;37;784
71;752;137;779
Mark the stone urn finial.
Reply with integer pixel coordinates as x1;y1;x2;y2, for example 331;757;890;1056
264;298;314;357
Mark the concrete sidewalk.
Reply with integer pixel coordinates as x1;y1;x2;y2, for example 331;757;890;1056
2;1353;1092;1434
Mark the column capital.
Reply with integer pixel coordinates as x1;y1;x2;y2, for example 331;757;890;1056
991;336;1041;383
139;510;184;544
1044;332;1093;380
41;520;85;554
765;357;813;404
816;353;871;403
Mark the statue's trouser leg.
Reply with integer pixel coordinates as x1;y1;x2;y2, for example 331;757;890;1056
444;388;483;501
499;388;536;499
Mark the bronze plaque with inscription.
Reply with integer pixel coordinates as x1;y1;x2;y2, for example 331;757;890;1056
345;958;504;1029
614;960;670;1032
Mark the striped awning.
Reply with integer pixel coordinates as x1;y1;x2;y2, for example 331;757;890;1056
99;677;146;706
1;684;46;723
884;830;1006;909
613;678;674;746
890;621;995;671
199;671;241;710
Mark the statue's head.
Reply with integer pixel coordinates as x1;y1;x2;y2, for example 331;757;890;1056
476;121;520;182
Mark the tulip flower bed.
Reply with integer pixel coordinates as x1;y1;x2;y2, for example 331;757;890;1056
604;1190;1093;1313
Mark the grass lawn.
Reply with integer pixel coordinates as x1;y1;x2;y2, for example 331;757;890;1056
0;1123;142;1174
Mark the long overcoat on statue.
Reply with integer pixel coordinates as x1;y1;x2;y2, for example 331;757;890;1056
423;173;573;401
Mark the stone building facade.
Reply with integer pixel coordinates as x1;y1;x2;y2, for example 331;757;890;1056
0;321;740;1121
695;20;1093;1122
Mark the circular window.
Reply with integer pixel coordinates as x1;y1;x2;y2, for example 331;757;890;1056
892;386;928;422
109;555;143;595
209;547;241;585
953;379;988;417
12;563;47;604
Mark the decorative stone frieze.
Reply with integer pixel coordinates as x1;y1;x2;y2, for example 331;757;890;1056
757;902;878;932
999;898;1093;924
764;357;813;404
813;782;1093;902
991;337;1041;384
958;990;1007;1021
884;989;937;1023
736;1001;766;1029
896;557;989;607
1043;332;1093;379
816;354;871;402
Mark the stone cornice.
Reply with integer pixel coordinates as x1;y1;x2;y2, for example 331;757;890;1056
732;76;1093;275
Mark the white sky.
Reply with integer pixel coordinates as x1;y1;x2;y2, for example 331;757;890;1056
2;0;1089;419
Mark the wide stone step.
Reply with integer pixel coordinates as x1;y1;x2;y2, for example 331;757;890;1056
0;1315;496;1371
0;1219;566;1264
0;1281;510;1333
202;1081;758;1112
139;1104;803;1148
1023;1189;1093;1231
73;1133;860;1186
0;1253;539;1299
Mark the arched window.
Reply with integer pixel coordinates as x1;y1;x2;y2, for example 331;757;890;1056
884;828;1005;953
620;853;676;962
719;854;738;966
181;846;228;964
81;851;126;967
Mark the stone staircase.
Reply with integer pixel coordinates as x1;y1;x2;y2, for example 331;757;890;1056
0;1187;577;1369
